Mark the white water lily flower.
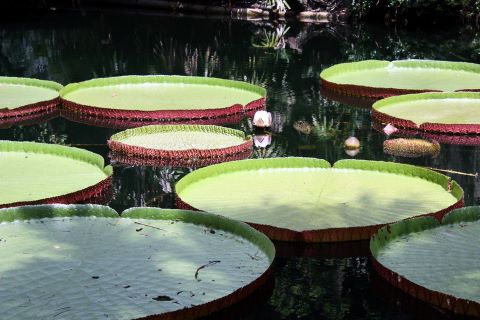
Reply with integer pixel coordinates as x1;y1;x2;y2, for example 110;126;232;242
253;111;272;128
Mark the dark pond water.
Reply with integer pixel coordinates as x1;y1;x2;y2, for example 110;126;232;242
1;8;479;319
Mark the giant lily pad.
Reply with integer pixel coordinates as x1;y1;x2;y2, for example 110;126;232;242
108;124;252;167
371;206;480;317
320;60;480;98
0;204;274;319
0;141;112;208
176;158;463;242
0;77;62;126
373;92;480;134
60;76;266;127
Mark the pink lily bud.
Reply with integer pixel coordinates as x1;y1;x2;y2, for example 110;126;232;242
253;134;272;148
383;123;398;136
344;136;360;150
253;111;272;128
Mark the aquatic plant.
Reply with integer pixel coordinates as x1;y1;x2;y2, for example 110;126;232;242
176;158;463;242
0;204;275;319
371;207;480;317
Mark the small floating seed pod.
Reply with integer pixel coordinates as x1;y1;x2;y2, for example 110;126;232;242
383;138;440;158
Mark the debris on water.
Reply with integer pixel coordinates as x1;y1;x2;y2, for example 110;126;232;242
136;228;143;232
152;295;173;301
92;276;100;279
177;290;195;297
209;229;216;234
195;260;221;281
123;285;131;288
134;221;165;231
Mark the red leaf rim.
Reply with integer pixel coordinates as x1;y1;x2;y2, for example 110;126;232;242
372;109;480;134
372;258;480;317
0;98;60;127
60;97;265;124
109;149;253;168
321;78;440;99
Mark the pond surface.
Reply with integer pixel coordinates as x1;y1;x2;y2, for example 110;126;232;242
1;8;479;319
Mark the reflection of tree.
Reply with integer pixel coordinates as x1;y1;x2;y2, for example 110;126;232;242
0;119;67;144
110;165;192;212
266;257;370;319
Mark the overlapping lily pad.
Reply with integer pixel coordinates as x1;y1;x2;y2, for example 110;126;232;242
0;204;274;319
320;60;480;98
0;77;62;127
108;125;253;167
0;141;112;208
373;92;480;134
60;76;266;127
175;158;463;242
371;206;480;317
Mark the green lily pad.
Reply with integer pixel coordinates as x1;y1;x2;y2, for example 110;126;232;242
0;204;274;319
61;75;265;110
320;60;480;97
109;124;251;152
373;92;480;133
371;207;480;316
0;77;62;110
176;158;463;242
108;125;253;167
0;141;112;208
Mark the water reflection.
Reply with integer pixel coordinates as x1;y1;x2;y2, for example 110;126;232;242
1;9;480;319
